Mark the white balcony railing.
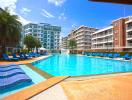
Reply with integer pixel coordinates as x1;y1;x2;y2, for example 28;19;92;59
127;43;132;47
127;35;132;38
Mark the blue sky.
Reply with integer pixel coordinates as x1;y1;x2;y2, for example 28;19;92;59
0;0;132;37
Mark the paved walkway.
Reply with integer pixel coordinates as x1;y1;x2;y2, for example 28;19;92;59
15;72;132;100
61;73;132;100
0;55;50;65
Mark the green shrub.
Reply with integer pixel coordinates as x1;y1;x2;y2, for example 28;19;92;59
6;51;12;55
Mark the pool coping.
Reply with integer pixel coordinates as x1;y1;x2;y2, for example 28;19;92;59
84;55;132;62
66;72;132;81
26;63;53;79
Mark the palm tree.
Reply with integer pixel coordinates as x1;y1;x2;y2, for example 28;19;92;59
68;39;77;54
0;8;21;54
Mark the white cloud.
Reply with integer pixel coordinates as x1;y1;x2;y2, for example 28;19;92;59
48;0;66;6
0;0;17;14
17;15;31;25
58;13;66;20
20;7;31;15
0;0;31;25
72;24;76;28
41;9;54;18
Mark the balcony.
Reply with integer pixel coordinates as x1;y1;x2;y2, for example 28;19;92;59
126;26;132;33
127;43;132;47
127;35;132;40
92;33;113;40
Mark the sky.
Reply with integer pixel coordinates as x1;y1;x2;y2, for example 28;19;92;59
0;0;132;37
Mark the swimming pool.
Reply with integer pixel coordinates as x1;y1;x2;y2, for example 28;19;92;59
33;54;132;76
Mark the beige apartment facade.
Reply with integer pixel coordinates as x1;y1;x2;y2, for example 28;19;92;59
67;26;98;50
61;37;68;49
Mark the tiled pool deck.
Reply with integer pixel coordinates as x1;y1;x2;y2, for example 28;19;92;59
0;55;132;100
0;55;51;65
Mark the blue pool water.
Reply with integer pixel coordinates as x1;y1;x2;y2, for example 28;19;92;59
33;54;132;76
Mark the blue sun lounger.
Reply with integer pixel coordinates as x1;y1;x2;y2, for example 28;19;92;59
19;53;26;60
2;54;19;61
113;53;120;58
123;54;131;60
0;74;32;90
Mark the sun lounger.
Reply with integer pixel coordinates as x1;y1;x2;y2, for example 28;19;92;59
123;54;131;60
113;53;120;58
19;53;26;60
23;53;32;59
2;54;19;61
108;53;113;58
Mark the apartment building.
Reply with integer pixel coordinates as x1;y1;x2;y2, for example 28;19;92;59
125;17;132;50
61;37;68;49
67;26;98;50
92;16;132;52
23;23;61;50
92;26;113;51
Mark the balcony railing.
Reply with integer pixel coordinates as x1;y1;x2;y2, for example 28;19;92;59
127;26;132;30
127;35;132;38
127;43;132;46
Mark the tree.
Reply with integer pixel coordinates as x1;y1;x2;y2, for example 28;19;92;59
0;8;22;53
68;39;77;53
35;38;41;48
24;35;42;52
34;38;41;52
24;35;36;51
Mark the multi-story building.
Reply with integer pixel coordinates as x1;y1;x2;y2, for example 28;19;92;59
61;37;68;49
125;17;132;51
92;26;113;51
23;23;61;50
92;16;132;52
68;26;98;50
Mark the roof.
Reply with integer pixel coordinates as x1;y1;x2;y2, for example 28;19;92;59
90;0;132;5
92;26;113;34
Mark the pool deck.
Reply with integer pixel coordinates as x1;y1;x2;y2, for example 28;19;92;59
0;55;51;65
61;72;132;100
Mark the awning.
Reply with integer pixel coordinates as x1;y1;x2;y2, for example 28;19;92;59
39;47;47;50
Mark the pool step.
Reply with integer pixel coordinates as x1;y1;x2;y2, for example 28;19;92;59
3;76;70;100
26;63;53;79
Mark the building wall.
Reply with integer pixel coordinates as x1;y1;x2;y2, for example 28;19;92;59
125;17;132;51
92;26;113;50
23;23;61;50
92;16;132;52
68;26;98;50
112;18;127;52
61;37;68;49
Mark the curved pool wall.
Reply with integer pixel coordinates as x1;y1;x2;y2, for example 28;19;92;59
0;65;46;99
32;54;132;76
